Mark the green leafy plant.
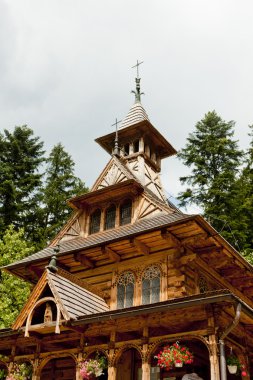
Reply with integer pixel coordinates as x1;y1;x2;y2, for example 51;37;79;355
6;362;32;380
226;355;241;366
226;355;247;377
0;368;7;380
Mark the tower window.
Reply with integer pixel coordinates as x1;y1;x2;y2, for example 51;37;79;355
142;266;161;305
120;199;132;226
89;209;101;234
124;143;130;156
133;139;139;153
104;204;116;230
117;271;135;308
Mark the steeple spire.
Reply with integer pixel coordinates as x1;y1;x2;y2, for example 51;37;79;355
131;60;144;103
112;118;121;157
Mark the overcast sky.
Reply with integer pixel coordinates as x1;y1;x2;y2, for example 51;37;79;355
0;0;252;212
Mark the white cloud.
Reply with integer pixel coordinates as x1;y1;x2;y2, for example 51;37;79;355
0;0;252;196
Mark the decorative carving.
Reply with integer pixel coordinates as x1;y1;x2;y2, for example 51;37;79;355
112;344;143;366
97;163;127;189
142;265;160;280
138;262;164;283
116;271;135;286
44;303;53;323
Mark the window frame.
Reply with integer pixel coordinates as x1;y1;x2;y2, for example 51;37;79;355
89;208;102;235
116;271;135;309
141;265;161;305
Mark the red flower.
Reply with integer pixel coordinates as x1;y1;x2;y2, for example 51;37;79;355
241;371;247;377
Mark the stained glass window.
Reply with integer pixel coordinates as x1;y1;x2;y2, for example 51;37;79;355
142;266;160;305
120;199;132;226
89;209;101;234
117;272;135;308
104;204;116;230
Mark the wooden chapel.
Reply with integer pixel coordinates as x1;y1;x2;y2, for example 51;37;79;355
0;73;253;380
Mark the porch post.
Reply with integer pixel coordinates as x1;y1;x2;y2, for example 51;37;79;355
142;327;150;380
108;366;117;380
209;334;220;380
74;352;83;380
32;358;40;380
141;362;150;380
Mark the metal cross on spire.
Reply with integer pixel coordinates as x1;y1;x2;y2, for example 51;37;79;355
112;118;122;157
131;60;144;103
132;60;144;79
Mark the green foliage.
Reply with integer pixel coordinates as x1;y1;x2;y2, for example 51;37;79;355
0;368;7;380
36;143;88;246
0;226;32;328
0;126;44;237
177;111;249;248
0;126;88;248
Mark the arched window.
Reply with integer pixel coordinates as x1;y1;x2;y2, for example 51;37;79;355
89;209;101;234
104;204;116;230
142;266;160;305
117;272;135;308
120;199;132;226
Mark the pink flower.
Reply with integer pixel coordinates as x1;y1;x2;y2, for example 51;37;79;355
241;371;247;377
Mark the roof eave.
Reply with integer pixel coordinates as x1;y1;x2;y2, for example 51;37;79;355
68;290;253;326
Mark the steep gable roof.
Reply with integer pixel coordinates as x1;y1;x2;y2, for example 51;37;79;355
12;268;109;333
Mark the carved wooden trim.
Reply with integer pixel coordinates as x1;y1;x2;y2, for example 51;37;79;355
25;297;62;337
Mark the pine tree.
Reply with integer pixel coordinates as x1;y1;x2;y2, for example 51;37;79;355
178;111;243;246
238;125;253;252
0;226;32;328
38;143;88;245
0;126;44;235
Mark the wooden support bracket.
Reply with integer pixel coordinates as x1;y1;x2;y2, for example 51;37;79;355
161;229;181;248
75;252;94;268
132;238;150;256
103;247;121;262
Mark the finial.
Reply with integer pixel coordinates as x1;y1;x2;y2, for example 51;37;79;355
46;244;60;272
112;118;122;157
131;60;144;103
46;255;58;272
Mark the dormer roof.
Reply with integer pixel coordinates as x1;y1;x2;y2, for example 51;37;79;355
12;268;109;335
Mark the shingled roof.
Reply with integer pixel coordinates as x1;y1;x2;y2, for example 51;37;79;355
12;268;109;332
47;270;109;318
4;211;194;270
120;101;150;129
